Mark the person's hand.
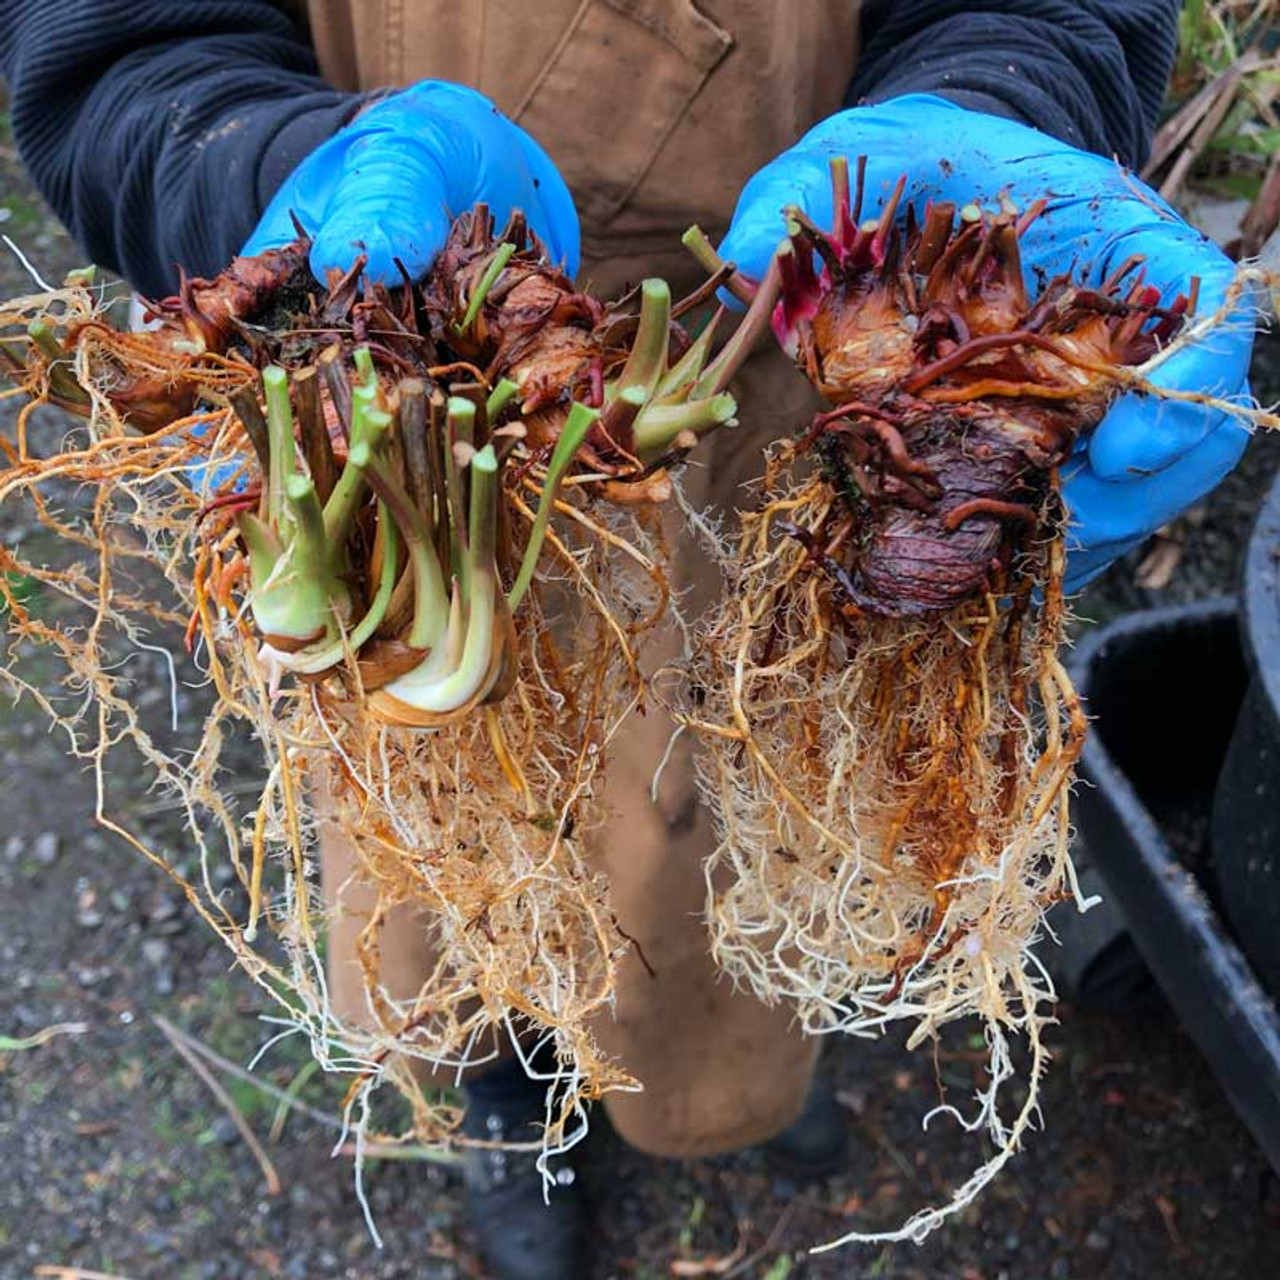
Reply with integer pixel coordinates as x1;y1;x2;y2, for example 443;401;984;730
718;95;1254;590
243;81;579;284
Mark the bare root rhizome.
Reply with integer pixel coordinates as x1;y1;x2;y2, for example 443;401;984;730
679;159;1238;1243
1;171;1270;1247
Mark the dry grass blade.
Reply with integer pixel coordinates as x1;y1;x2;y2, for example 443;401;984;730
1135;526;1187;590
725;1205;796;1279
1144;54;1260;181
1241;151;1280;257
34;1269;140;1280
1150;2;1280;247
151;1016;348;1136
669;1240;748;1277
1160;56;1256;201
157;1015;465;1165
153;1015;283;1196
0;1020;88;1051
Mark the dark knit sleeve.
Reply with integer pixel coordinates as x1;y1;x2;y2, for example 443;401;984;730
0;1;365;297
852;0;1181;169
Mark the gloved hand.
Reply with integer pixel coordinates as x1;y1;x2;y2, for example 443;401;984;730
243;80;579;284
719;95;1254;591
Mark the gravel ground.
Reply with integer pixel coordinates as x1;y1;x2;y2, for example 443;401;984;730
1;109;1279;1280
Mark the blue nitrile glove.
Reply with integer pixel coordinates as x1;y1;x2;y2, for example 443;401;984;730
719;95;1255;591
243;81;580;283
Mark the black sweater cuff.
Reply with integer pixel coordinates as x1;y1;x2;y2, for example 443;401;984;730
254;97;368;216
0;1;362;297
851;1;1181;170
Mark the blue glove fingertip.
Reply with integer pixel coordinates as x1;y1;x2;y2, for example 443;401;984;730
1062;413;1251;588
244;79;579;285
509;129;580;276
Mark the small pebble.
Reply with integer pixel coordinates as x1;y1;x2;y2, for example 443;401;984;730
75;886;103;929
62;1221;88;1249
211;1115;239;1146
150;893;181;923
141;937;175;995
33;831;60;865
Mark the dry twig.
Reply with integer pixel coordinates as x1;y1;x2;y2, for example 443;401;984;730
34;1269;139;1280
152;1014;282;1196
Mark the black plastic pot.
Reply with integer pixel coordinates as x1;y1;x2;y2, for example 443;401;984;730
1211;468;1280;994
1071;597;1280;1174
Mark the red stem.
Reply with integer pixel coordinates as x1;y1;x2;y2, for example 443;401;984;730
942;498;1038;531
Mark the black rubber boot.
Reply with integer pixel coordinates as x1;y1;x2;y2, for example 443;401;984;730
763;1073;850;1178
460;1056;584;1280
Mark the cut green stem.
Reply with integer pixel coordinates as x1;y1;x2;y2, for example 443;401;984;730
283;473;329;575
353;345;377;391
455;242;516;335
28;319;89;406
508;401;597;611
358;442;450;650
398;378;432;518
655;308;724;402
323;401;391;544
263;366;295;529
486;377;519;421
692;250;784;397
633;393;737;459
467;443;499;572
379;445;502;713
445;397;476;595
228;384;272;481
681;227;757;305
275;502;400;675
614;279;671;398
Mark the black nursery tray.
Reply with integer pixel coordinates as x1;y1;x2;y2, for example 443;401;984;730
1071;596;1280;1175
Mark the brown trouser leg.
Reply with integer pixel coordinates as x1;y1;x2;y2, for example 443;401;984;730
317;343;822;1155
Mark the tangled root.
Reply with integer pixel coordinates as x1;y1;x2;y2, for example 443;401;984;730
682;446;1088;1243
0;282;672;1205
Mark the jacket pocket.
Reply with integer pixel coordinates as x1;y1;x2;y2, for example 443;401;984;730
513;0;733;227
